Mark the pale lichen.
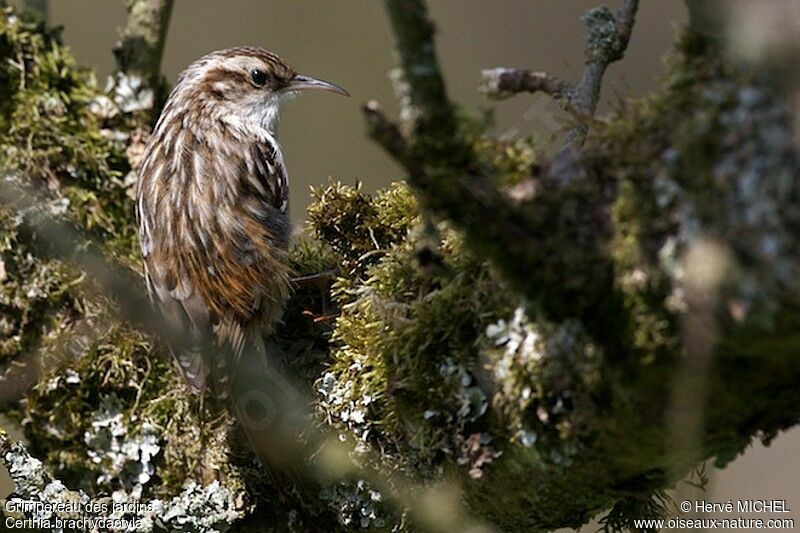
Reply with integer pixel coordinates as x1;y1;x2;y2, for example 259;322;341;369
320;479;386;529
583;7;623;63
485;308;602;462
0;431;245;532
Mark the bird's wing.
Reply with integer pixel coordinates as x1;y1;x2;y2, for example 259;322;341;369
138;190;214;393
247;139;289;214
143;261;213;393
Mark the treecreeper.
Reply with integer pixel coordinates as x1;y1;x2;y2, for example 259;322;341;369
135;46;349;477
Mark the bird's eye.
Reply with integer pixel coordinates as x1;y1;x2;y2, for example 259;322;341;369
250;68;268;87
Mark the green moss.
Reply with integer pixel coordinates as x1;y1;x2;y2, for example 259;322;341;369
473;136;541;187
583;7;625;63
307;181;417;279
0;7;135;365
310;182;515;479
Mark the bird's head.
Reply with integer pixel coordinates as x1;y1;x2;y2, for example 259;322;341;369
178;46;349;133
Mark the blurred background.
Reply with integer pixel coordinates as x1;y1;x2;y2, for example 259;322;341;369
13;0;689;216
3;1;798;528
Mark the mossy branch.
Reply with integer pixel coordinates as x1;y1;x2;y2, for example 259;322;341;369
381;0;463;167
370;0;620;328
0;178;491;532
569;0;639;147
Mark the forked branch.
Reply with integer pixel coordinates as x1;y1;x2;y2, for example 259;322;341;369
368;0;619;327
481;0;640;148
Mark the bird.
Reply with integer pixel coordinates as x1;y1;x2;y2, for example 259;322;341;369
135;47;349;401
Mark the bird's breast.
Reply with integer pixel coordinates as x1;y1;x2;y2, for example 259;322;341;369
138;116;293;326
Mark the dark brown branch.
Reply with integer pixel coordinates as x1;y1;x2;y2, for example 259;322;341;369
481;68;574;100
113;0;174;88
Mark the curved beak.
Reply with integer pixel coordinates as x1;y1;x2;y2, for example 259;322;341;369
288;74;350;97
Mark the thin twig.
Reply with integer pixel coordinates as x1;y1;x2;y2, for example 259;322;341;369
481;68;574;100
571;0;639;116
565;0;639;147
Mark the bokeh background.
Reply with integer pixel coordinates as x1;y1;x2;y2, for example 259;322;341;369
3;1;798;528
26;0;690;216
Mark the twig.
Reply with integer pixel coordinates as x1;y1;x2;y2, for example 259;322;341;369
572;0;639;115
291;269;338;290
565;0;639;147
616;0;639;44
479;1;640;149
481;68;574;101
113;0;174;89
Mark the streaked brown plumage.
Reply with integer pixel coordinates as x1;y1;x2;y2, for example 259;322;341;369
136;47;348;398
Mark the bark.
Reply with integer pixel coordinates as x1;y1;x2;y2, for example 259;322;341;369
112;0;174;88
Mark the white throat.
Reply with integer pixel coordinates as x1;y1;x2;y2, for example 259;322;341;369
258;92;295;133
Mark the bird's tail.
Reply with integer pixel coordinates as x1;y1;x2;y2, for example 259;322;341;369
228;329;315;493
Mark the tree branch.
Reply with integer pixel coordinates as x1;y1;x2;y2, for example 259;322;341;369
480;68;574;100
478;1;640;149
113;0;174;89
564;0;639;147
372;0;620;327
382;0;467;168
